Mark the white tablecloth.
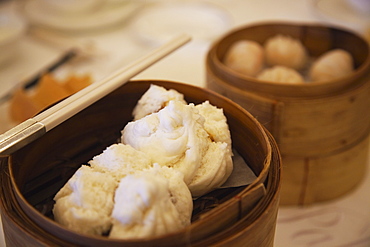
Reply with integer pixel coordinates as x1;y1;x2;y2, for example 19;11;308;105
0;0;369;246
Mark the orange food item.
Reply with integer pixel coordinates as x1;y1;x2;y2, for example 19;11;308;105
64;74;92;94
9;89;39;123
9;73;92;123
30;74;71;109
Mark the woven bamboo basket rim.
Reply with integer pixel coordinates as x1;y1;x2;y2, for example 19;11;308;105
208;21;370;99
207;51;370;103
2;80;277;246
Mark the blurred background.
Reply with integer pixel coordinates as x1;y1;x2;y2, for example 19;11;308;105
0;0;369;246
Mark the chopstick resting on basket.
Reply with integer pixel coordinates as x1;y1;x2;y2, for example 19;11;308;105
0;33;191;155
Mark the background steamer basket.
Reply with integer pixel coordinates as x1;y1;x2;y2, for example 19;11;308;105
206;22;370;205
0;80;281;246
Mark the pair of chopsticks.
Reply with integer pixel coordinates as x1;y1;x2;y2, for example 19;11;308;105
0;34;191;155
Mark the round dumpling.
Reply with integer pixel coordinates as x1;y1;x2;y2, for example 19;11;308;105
264;34;308;70
223;40;265;77
257;66;305;84
309;49;354;82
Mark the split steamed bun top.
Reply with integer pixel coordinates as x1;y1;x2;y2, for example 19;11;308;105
109;165;192;239
195;100;232;150
122;100;209;185
53;165;117;236
133;84;186;120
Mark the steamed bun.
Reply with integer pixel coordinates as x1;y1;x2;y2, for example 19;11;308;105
257;66;305;84
309;49;354;82
223;40;265;77
53;165;117;236
264;34;308;70
109;165;192;239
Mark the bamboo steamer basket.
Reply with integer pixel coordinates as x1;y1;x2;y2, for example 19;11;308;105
0;80;281;246
206;22;370;205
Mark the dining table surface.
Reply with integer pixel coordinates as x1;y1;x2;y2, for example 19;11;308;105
0;0;369;246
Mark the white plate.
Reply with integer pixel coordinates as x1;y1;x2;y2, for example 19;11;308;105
0;10;27;65
130;2;232;46
312;0;370;32
23;0;142;32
